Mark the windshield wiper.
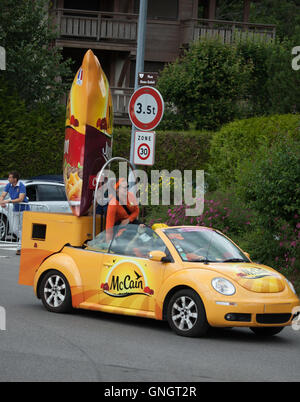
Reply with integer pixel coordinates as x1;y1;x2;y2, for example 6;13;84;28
222;258;248;263
190;259;213;264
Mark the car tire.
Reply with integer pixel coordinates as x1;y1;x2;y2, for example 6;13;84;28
250;327;284;337
39;270;73;313
0;214;8;241
167;289;209;337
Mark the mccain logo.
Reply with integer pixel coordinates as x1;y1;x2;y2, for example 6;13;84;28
101;260;154;298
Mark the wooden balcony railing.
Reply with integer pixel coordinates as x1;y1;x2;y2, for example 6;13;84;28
53;9;276;46
111;87;133;125
55;9;138;42
181;18;276;45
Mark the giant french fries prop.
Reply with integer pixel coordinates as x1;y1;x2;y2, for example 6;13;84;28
64;49;113;216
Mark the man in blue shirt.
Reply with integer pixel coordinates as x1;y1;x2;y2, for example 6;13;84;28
0;171;30;254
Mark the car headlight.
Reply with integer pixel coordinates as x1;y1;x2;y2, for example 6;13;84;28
286;279;296;294
212;278;236;296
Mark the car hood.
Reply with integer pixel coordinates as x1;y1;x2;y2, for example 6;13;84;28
186;262;286;293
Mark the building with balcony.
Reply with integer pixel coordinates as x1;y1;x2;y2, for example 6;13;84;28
50;0;276;125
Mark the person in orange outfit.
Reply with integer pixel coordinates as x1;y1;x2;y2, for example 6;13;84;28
106;178;139;241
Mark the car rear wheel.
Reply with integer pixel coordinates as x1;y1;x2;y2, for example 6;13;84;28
0;214;8;241
167;289;209;337
39;270;72;313
250;327;284;337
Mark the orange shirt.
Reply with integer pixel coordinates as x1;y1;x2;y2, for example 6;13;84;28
105;191;139;234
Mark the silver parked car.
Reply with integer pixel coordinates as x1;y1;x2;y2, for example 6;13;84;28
0;180;71;241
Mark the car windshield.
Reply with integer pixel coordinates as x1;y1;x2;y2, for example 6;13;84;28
86;224;167;258
164;227;249;263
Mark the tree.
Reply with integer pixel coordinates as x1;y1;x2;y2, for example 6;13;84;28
237;39;300;116
0;0;72;113
215;0;300;43
0;83;65;177
157;39;251;131
250;0;300;42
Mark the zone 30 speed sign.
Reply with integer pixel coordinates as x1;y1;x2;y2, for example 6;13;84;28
128;86;164;131
133;131;156;166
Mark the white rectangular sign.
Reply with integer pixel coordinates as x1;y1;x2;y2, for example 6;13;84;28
133;131;156;166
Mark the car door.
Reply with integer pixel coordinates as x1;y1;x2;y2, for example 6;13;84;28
35;183;71;213
69;247;107;305
98;224;167;314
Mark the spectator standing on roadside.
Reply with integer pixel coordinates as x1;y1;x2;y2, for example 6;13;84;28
0;171;30;255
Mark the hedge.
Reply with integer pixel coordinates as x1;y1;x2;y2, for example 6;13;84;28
112;127;212;173
0;87;213;178
208;113;300;188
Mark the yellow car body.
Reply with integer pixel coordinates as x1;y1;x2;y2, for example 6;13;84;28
19;212;300;337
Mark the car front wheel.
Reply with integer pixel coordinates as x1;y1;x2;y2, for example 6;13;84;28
0;214;8;241
39;270;73;313
167;289;209;337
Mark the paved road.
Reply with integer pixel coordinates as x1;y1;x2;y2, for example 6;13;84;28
0;248;300;382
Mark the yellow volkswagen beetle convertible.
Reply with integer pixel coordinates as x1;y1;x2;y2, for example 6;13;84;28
19;212;299;337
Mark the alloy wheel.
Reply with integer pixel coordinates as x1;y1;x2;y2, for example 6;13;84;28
43;275;67;308
171;296;199;331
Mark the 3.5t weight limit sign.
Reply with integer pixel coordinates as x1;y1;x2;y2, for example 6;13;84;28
129;86;164;131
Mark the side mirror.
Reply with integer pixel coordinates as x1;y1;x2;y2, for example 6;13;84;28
148;250;169;262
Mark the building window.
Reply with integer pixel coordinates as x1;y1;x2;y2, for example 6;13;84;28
64;0;113;12
134;0;178;20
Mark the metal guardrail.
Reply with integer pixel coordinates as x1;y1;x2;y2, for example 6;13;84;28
0;202;49;248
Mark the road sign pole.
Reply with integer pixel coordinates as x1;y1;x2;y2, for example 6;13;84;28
130;0;148;168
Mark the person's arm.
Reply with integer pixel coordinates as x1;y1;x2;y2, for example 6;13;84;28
105;202;117;242
0;190;8;202
11;193;25;204
17;183;26;204
0;184;9;207
0;193;25;208
126;192;139;223
0;190;8;207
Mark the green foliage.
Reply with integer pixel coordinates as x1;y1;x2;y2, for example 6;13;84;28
237;220;300;289
263;39;300;114
235;137;300;228
231;134;300;281
113;127;212;172
208;114;300;188
157;39;251;131
250;0;300;42
215;0;300;42
237;39;300;116
236;40;271;116
0;0;72;113
0;84;65;177
158;103;188;131
165;189;252;237
158;38;300;130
